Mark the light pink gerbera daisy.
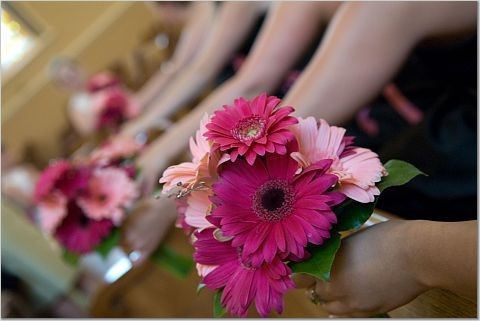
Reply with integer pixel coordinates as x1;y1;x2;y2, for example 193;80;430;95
160;114;222;195
184;190;213;230
209;152;345;266
90;135;143;165
77;167;138;225
194;228;295;317
204;93;298;165
196;263;217;278
36;192;67;233
290;117;387;203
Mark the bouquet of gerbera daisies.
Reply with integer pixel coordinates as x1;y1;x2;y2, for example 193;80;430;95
159;93;424;317
87;72;141;131
68;72;140;136
33;136;144;261
34;136;194;279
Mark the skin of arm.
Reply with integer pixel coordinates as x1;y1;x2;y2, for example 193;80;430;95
135;2;216;108
295;219;477;317
283;1;477;124
132;1;341;194
122;1;268;138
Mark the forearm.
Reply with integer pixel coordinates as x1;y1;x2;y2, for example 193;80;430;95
135;3;215;109
283;2;421;124
142;2;265;123
234;1;332;93
404;220;477;298
284;1;476;124
141;77;249;172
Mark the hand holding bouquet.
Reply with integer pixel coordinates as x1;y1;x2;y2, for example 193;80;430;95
160;93;424;317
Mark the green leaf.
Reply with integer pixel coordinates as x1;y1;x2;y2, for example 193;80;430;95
62;249;79;266
377;160;426;192
213;290;226;318
290;233;341;281
150;244;194;279
371;313;390;318
95;228;121;259
334;200;376;232
334;160;425;231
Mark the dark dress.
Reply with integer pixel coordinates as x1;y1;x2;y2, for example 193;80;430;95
346;35;477;221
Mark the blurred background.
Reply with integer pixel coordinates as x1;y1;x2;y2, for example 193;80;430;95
1;1;477;318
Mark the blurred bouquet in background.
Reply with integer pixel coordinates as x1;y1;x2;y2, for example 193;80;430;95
33;135;193;282
160;93;424;317
68;72;141;137
33;136;143;261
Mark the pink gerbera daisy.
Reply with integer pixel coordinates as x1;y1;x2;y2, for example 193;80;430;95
35;161;92;202
90;135;143;166
194;228;295;317
209;152;345;266
77;167;138;225
184;190;214;230
34;160;71;202
36;191;67;233
204;93;298;165
86;71;120;93
160;114;223;195
92;87;140;130
55;200;114;254
290;117;387;203
174;198;193;234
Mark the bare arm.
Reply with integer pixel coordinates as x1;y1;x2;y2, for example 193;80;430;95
135;2;216;108
409;220;477;299
132;2;341;193
283;1;477;124
299;219;477;317
122;1;268;138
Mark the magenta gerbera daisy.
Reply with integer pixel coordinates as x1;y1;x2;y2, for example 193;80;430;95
34;160;71;202
204;93;298;165
209;152;346;266
194;228;295;317
55;200;114;254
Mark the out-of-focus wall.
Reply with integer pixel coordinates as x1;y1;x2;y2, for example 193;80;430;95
2;1;156;162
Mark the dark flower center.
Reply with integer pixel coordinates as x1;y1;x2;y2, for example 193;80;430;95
232;115;266;142
253;179;294;222
97;193;108;203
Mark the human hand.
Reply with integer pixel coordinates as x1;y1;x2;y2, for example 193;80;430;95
294;220;429;317
121;196;177;266
134;142;170;197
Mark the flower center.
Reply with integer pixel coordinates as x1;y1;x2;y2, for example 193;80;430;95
253;179;294;222
97;193;108;203
231;115;266;142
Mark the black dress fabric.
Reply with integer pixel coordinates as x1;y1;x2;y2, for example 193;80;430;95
346;35;477;221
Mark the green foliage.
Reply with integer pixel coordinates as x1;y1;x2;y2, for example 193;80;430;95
151;244;194;279
62;249;79;266
377;160;426;192
290;233;341;281
335;160;425;231
95;228;121;259
213;290;226;318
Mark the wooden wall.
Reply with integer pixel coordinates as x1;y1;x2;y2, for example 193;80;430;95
2;2;156;162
